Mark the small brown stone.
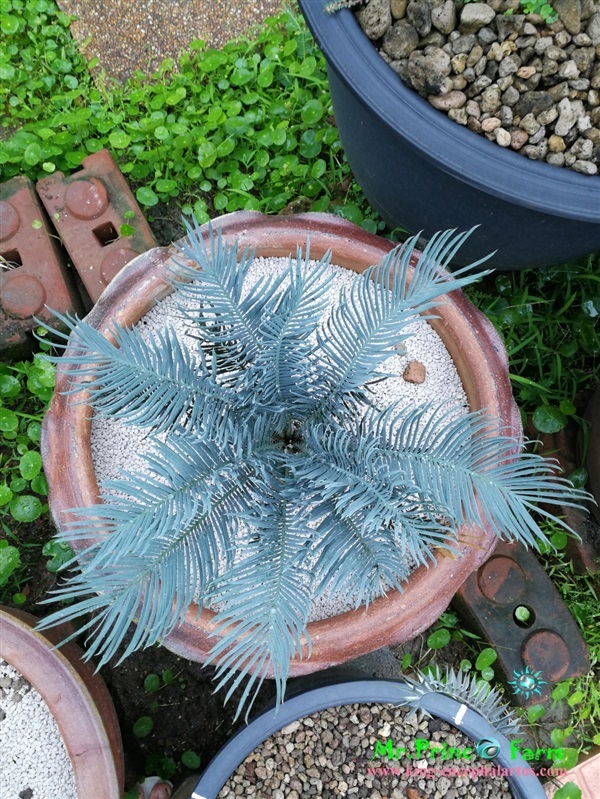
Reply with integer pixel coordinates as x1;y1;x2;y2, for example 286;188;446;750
516;65;537;79
481;116;501;132
549;134;567;152
511;129;529;149
428;90;467;110
403;361;427;384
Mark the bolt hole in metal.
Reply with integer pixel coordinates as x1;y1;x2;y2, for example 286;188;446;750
513;605;536;628
1;249;23;269
92;221;119;247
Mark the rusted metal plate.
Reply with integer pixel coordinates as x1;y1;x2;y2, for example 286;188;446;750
453;540;589;705
36;149;157;302
0;176;81;357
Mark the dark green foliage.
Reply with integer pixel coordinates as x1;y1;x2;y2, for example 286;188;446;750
0;2;379;230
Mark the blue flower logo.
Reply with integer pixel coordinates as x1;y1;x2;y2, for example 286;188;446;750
476;737;501;759
508;666;547;700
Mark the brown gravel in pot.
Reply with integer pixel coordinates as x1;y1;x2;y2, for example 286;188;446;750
218;702;514;798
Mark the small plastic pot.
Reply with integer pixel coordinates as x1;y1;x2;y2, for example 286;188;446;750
190;678;547;799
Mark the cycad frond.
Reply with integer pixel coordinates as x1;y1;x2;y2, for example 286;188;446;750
245;246;333;410
38;433;264;664
404;666;523;739
170;219;287;369
206;492;314;719
308;500;411;607
312;229;491;411
359;402;590;547
294;422;457;566
43;312;243;437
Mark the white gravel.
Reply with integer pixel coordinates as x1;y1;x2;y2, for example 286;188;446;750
0;657;77;799
90;256;468;620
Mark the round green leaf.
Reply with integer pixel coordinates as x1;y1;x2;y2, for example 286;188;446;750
554;783;582;799
0;543;20;586
514;605;531;623
119;224;135;237
19;451;42;481
552;748;579;771
30;473;48;496
0;484;13;506
154;125;170;141
0;376;20;397
1;15;20;34
0;408;19;433
109;130;131;149
136;187;159;207
144;673;161;693
24;143;42;166
568;467;588;489
311;159;326;179
42;540;74;572
12;592;27;605
475;648;497;671
181;750;201;769
197;139;217;168
426;628;451;650
526;704;545;724
9;476;26;494
532;404;567;434
551;681;571;701
301;99;324;125
133;716;154;737
550;530;568;550
480;666;495;681
155;178;178;193
559;399;576;416
9;495;43;522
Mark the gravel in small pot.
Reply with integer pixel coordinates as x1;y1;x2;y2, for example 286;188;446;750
191;678;548;799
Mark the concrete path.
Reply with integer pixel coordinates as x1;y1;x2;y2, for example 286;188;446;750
56;0;285;82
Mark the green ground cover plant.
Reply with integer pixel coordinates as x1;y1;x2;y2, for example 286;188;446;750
466;255;600;436
0;339;55;603
0;0;379;231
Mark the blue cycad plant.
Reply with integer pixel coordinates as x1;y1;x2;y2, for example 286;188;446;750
39;220;587;718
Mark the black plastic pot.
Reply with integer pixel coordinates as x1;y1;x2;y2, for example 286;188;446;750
191;679;547;799
298;0;600;270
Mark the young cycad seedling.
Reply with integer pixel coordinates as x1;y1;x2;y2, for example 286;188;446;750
38;219;587;718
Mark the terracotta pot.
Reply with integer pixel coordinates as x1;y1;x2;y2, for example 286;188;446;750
0;606;124;798
42;211;519;674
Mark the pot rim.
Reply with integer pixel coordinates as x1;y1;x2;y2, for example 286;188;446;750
0;606;123;798
298;0;600;223
42;211;519;673
190;676;547;799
